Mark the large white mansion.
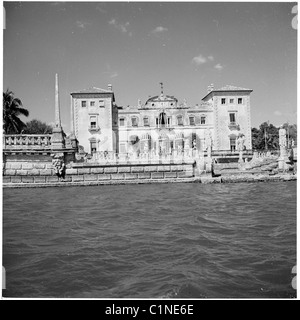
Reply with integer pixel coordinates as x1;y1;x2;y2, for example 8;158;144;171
70;84;252;155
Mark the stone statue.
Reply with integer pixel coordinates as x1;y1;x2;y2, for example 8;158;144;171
204;128;212;157
236;133;245;164
177;144;182;154
144;141;149;153
192;139;197;150
236;133;245;152
52;154;65;181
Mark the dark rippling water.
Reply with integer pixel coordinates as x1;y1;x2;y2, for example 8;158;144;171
3;181;296;299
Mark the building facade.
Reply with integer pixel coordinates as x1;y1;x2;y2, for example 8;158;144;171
70;84;252;155
70;85;118;153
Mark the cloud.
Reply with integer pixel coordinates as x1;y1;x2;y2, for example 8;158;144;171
214;63;224;71
192;54;208;66
95;4;107;13
274;110;283;116
151;26;168;33
208;56;214;61
76;21;91;29
109;18;131;35
102;65;119;79
110;72;119;79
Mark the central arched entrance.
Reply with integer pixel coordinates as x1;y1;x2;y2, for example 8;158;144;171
158;112;167;127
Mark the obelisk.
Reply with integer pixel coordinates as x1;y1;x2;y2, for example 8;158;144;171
52;73;65;149
55;73;62;129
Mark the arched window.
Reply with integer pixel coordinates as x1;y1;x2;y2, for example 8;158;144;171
119;118;125;127
177;115;183;126
143;117;149;126
159;112;167;127
229;134;237;152
89;137;97;155
189;116;195;126
131;117;138;127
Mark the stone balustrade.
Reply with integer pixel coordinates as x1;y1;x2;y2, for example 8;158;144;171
3;134;52;150
87;149;203;165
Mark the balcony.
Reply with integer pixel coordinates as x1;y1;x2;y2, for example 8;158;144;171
228;122;240;130
88;125;101;133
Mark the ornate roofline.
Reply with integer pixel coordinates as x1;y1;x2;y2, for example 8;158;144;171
70;87;113;95
145;94;178;105
202;86;253;100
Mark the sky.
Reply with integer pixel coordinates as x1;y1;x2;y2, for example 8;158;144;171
2;1;298;134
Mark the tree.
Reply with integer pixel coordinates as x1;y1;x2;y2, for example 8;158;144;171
22;119;53;134
251;127;262;150
252;121;279;150
3;89;29;134
282;123;297;146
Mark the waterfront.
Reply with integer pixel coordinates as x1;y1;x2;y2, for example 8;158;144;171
3;181;296;298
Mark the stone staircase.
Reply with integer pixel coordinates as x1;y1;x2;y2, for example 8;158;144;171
213;156;280;177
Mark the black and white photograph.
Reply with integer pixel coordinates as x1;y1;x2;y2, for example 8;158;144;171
1;1;297;301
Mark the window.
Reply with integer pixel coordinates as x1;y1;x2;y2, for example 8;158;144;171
99;100;105;107
167;117;172;127
90;116;97;129
156;118;159;127
238;98;243;104
90;101;95;107
90;141;97;154
229;113;236;124
159;112;167;127
221;98;226;105
201;116;206;125
81;101;87;107
119;118;125;127
120;143;126;153
189;116;195;126
143;117;149;126
230;98;234;104
177;115;183;126
132;117;138;127
230;138;236;152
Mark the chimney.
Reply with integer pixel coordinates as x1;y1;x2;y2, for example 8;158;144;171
108;84;112;91
207;83;214;94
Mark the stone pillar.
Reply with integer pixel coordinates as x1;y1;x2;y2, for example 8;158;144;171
70;94;74;133
52;73;65;149
204;128;212;170
278;126;289;170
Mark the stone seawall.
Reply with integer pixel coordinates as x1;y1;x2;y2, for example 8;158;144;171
3;161;195;185
2;173;296;188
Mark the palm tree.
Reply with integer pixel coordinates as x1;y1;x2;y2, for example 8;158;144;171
3;89;29;134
